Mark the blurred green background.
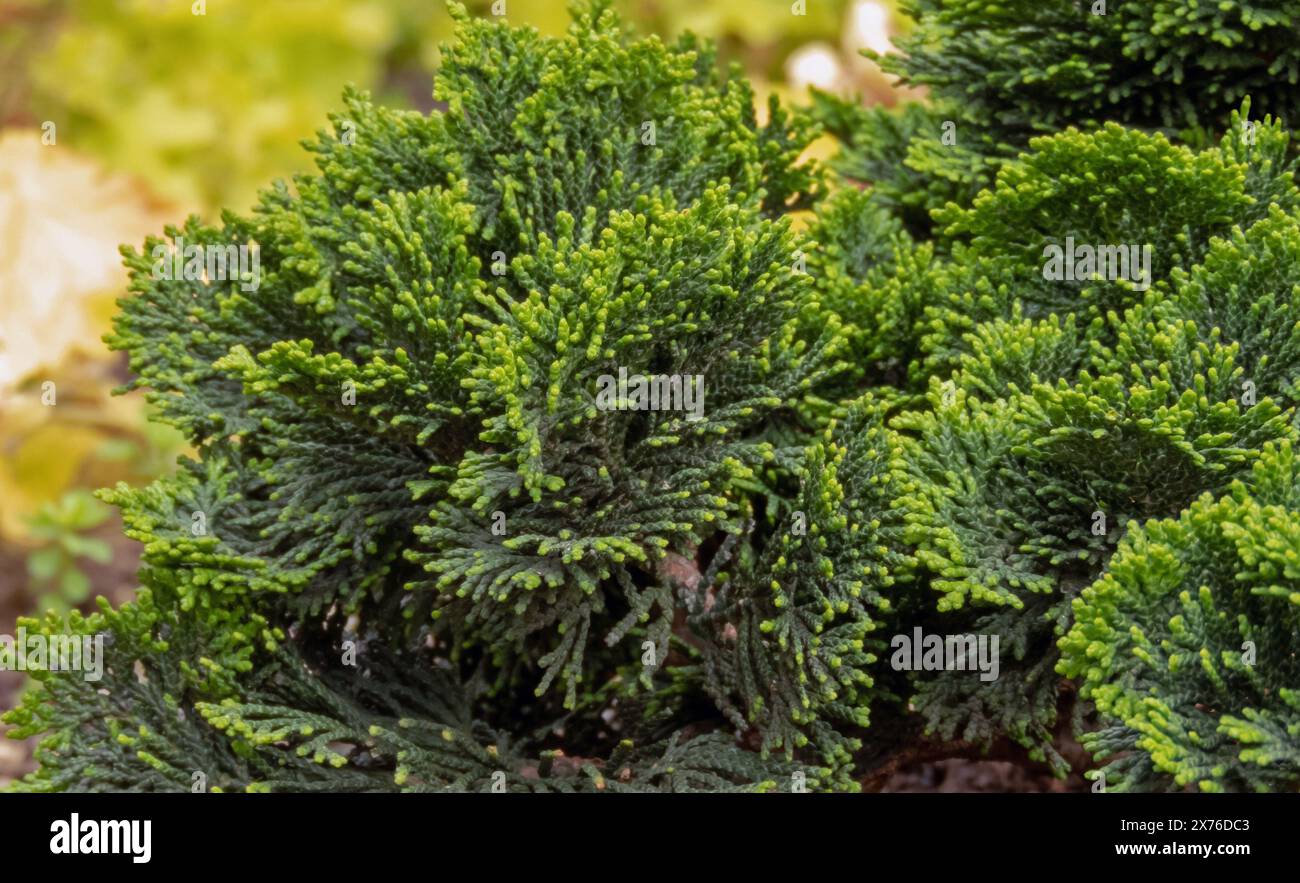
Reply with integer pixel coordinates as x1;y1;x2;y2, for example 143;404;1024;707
0;0;906;782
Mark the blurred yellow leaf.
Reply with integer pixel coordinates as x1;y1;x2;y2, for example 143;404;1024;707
0;131;176;542
0;130;170;391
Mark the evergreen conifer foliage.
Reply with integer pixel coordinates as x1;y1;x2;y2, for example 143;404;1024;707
1059;443;1300;792
814;0;1300;236
9;0;1300;795
810;0;1300;789
5;1;881;793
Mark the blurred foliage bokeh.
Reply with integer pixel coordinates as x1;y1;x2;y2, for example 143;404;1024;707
0;0;904;781
2;0;904;213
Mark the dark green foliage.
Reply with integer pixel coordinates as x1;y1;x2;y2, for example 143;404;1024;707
8;590;802;793
5;1;868;793
812;107;1300;395
693;397;907;787
10;0;1300;796
815;0;1300;234
410;189;848;708
895;0;1300;132
1059;443;1300;792
807;2;1300;787
809;93;984;240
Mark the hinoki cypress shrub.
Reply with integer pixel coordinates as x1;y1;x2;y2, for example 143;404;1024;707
5;0;866;793
6;0;1300;793
807;2;1300;789
1059;442;1300;792
814;0;1300;236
